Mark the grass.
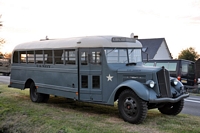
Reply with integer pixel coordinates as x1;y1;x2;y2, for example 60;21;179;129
1;84;200;133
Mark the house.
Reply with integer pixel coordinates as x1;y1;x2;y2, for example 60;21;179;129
137;38;172;60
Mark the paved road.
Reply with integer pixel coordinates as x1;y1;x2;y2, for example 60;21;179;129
0;76;200;116
182;95;200;116
0;75;10;84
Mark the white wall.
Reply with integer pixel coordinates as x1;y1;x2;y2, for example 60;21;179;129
153;41;172;59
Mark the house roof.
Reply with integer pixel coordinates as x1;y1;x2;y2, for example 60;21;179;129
138;38;166;59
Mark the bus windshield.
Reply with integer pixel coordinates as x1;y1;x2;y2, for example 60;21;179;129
105;48;142;63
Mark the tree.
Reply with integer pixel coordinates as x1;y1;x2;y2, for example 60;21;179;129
0;14;5;44
4;53;12;58
0;14;5;45
0;14;6;58
178;47;200;61
0;14;2;27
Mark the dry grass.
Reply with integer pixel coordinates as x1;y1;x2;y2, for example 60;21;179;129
1;84;200;133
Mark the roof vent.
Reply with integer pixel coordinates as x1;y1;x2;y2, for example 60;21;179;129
130;33;134;38
40;36;50;41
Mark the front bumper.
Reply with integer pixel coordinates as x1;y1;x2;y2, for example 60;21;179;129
149;93;189;103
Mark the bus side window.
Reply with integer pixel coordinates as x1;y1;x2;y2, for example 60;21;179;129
27;51;35;63
92;75;100;89
19;51;27;63
13;51;19;63
54;50;63;64
44;50;53;64
81;75;88;88
65;50;76;65
35;50;43;64
91;51;101;64
81;52;88;65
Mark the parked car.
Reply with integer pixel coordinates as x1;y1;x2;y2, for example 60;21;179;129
197;78;200;84
0;58;11;76
144;59;196;89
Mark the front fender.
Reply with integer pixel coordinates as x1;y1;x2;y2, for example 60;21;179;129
107;80;150;105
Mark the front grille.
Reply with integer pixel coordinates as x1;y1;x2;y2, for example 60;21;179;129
156;68;172;98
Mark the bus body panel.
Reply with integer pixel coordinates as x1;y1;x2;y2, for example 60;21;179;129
11;63;79;100
107;80;150;105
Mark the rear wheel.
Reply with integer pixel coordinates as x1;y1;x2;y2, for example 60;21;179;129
118;90;148;124
30;82;45;103
42;94;50;103
3;73;9;76
158;99;184;115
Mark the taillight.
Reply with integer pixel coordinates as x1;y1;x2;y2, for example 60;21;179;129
194;78;196;83
177;76;181;81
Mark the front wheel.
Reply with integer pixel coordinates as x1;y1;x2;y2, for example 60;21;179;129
118;90;148;124
158;99;184;115
30;82;46;103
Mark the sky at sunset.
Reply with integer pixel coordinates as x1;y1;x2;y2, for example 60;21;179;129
0;0;200;58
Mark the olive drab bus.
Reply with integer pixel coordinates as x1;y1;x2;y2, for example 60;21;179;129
9;36;189;124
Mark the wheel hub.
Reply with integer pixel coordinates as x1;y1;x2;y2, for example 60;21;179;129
124;98;137;116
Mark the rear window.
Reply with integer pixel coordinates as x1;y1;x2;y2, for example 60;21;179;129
182;62;195;74
188;64;195;73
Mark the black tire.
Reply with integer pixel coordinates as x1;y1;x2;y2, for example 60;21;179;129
3;73;6;76
118;90;148;124
30;82;44;103
158;99;184;115
42;94;50;103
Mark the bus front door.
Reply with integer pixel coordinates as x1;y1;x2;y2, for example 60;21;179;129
79;48;102;102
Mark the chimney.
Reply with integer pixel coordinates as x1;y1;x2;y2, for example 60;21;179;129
134;35;138;39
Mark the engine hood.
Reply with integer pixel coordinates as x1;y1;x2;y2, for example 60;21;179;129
117;65;162;74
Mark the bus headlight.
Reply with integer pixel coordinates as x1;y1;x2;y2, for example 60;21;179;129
171;79;178;86
146;80;155;88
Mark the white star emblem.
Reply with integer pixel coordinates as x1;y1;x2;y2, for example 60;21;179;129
106;74;113;81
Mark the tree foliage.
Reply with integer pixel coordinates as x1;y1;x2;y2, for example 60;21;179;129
4;53;12;58
0;14;5;45
178;47;200;61
0;14;6;58
0;14;2;27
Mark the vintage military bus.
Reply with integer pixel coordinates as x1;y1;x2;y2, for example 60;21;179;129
9;36;189;124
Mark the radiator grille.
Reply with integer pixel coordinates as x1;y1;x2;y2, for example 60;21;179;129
157;68;172;98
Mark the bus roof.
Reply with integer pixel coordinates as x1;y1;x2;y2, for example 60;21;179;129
13;36;143;51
